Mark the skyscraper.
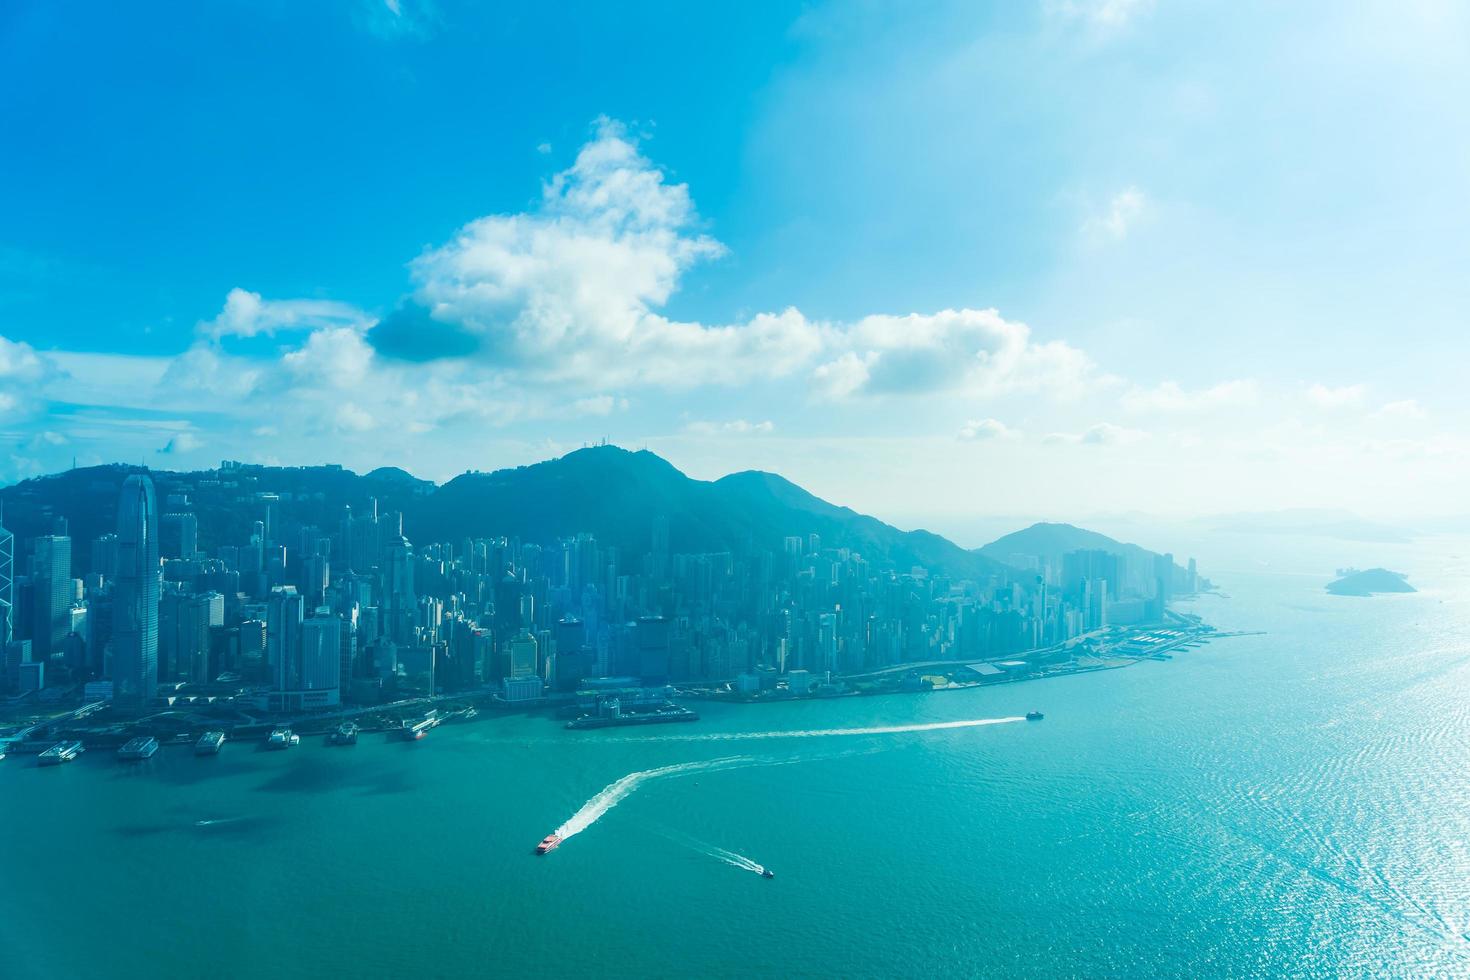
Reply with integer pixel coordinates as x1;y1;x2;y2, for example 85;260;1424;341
267;585;304;694
0;504;12;647
160;512;198;559
113;474;160;707
298;612;342;708
30;533;72;661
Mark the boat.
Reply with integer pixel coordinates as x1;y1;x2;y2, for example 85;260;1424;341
117;736;159;760
1025;710;1044;721
760;868;775;879
266;728;300;749
195;731;226;755
38;740;84;766
536;834;562;855
402;715;438;741
327;722;359;746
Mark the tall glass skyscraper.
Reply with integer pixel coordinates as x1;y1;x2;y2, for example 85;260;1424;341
0;503;13;646
113;474;159;707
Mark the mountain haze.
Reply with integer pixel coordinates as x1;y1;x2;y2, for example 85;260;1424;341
979;521;1190;578
417;447;1010;580
0;447;1009;582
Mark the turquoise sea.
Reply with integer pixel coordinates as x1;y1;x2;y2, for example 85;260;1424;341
2;532;1468;979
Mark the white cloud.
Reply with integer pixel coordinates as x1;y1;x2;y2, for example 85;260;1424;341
1306;383;1367;409
281;326;375;389
1084;186;1146;241
569;395;629;417
1044;422;1147;446
0;335;50;382
1374;398;1427;421
9;119;1124;475
356;0;438;39
334;403;376;432
1122;379;1259;413
685;418;775;436
1046;0;1155;29
199;287;370;340
814;309;1099;401
158;432;203;454
409;120;1092;400
957;418;1020;441
0;334;56;419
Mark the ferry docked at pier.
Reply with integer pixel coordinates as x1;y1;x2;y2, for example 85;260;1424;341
195;731;227;755
401;712;440;741
328;722;359;746
117;736;159;760
266;728;300;749
39;740;84;766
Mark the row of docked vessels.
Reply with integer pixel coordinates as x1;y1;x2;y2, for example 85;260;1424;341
196;730;227;755
38;740;85;766
267;727;301;749
117;736;160;761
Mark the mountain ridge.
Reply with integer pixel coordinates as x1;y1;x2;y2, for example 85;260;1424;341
0;447;1010;582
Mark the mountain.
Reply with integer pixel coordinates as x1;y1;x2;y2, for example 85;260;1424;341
0;448;1009;582
979;522;1182;569
414;447;1009;580
976;522;1196;594
1326;568;1416;596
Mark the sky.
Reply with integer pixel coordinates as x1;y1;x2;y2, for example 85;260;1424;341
1;0;1466;530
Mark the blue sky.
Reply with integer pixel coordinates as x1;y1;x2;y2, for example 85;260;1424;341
1;0;1466;526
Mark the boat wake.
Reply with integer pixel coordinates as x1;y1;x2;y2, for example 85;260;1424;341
663;830;769;876
555;756;755;843
631;716;1026;743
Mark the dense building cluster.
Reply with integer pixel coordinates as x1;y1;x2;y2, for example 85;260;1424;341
0;465;1200;713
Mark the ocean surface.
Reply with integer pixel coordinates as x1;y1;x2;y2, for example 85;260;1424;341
3;532;1468;979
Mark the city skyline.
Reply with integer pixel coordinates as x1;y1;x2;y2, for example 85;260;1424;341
2;1;1467;521
0;445;1205;714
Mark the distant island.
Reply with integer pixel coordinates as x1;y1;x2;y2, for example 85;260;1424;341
1326;567;1416;596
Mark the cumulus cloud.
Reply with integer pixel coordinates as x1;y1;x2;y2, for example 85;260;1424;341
1374;399;1427;421
1047;0;1155;29
158;432;203;454
1044;422;1147;446
199;287;369;340
1121;379;1259;413
0;334;57;419
813;309;1099;401
569;395;628;417
405;119;1093;399
334;403;376;432
1084;187;1146;241
685;419;775;436
57;118;1112;467
958;418;1020;441
1306;383;1367;409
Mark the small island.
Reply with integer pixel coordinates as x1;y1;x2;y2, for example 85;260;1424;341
1326;567;1416;596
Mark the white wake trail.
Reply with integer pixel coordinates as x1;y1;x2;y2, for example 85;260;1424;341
659;828;767;874
628;716;1026;743
555;756;752;842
